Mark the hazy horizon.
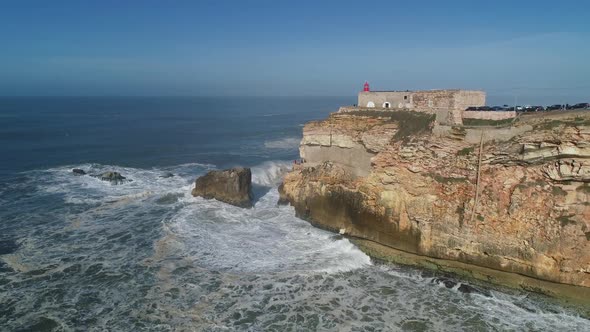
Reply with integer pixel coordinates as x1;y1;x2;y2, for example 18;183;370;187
0;94;584;108
1;1;589;103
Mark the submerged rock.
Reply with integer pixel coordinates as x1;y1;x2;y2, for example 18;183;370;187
72;168;86;175
156;193;183;205
0;239;18;255
457;283;491;297
160;172;175;178
192;167;253;208
432;277;457;289
26;317;60;332
99;171;126;184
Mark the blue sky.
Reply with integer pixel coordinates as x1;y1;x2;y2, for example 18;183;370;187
1;0;589;103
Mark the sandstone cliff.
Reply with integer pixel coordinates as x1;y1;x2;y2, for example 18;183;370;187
279;109;590;299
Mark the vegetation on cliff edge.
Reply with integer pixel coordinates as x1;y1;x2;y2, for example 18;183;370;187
342;110;435;141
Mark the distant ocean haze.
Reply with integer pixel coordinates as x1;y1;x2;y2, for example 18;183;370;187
0;96;351;177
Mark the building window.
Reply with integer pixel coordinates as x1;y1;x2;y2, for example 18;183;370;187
404;96;408;100
366;101;375;108
383;102;390;108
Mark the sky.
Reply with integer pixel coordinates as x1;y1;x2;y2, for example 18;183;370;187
1;0;589;103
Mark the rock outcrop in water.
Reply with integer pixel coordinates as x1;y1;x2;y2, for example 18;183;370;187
279;109;590;298
72;168;86;175
98;171;127;184
192;167;253;208
160;172;175;178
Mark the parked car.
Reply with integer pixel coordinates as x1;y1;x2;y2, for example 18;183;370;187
571;103;590;109
492;106;506;111
523;106;544;112
465;106;493;111
546;104;563;111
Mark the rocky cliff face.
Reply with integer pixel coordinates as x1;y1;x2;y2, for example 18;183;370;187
279;110;590;295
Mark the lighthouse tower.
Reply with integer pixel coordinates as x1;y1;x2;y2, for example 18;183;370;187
363;81;370;92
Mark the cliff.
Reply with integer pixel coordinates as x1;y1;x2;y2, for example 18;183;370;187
279;109;590;301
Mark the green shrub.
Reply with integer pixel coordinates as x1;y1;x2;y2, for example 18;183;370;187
457;146;475;156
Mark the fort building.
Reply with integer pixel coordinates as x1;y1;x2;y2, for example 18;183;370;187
358;83;486;112
346;82;515;125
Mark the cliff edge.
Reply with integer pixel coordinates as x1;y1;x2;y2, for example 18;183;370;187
279;109;590;301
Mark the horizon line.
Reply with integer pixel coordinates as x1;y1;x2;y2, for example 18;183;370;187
0;95;356;98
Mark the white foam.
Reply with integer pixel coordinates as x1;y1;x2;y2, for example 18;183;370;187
38;163;203;206
166;188;371;274
35;161;370;275
250;160;292;187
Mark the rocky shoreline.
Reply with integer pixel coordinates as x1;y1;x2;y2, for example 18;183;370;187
279;109;590;306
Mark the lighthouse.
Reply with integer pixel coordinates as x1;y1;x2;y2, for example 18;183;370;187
363;81;370;92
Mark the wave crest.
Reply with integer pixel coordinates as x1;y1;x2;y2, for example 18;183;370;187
251;161;292;187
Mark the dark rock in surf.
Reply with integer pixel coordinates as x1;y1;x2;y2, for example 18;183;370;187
72;168;86;176
457;283;491;297
432;277;457;289
99;171;127;184
191;167;253;208
160;172;175;178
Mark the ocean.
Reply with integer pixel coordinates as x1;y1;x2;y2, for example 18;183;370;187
0;97;587;331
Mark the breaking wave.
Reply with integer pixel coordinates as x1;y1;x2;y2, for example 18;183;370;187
251;160;292;187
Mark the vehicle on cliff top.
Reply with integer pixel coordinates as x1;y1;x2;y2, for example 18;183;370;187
546;104;564;111
523;105;545;112
571;102;590;109
466;103;590;113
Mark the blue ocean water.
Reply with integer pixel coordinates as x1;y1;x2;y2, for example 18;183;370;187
0;97;348;176
0;97;588;331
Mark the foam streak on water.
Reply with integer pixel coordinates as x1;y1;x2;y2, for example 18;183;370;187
0;161;588;331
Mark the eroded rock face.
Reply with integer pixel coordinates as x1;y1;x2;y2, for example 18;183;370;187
280;110;590;290
192;167;253;208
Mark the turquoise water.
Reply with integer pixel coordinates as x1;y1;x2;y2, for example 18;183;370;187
0;97;588;331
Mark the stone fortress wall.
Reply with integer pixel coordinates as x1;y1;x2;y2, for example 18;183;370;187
358;89;486;112
356;89;516;124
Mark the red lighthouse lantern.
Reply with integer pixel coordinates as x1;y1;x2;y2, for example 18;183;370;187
363;81;370;92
